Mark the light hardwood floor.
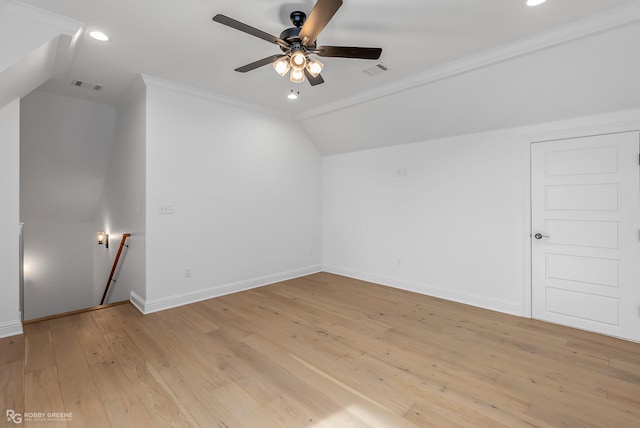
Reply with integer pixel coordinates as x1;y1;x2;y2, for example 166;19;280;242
2;273;640;427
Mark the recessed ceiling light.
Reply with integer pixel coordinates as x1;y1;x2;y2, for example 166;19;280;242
526;0;547;6
89;31;110;41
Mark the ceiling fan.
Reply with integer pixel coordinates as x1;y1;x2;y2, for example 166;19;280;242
212;0;382;86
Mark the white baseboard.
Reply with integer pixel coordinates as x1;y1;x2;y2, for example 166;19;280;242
129;291;146;314
323;264;523;316
129;265;323;315
0;318;23;338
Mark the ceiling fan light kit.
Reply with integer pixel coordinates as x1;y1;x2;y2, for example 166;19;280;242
290;67;305;83
212;0;382;87
306;57;324;77
273;57;291;76
291;50;307;68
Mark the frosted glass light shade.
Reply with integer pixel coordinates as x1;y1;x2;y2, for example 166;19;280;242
273;57;291;77
290;51;307;69
306;57;324;77
290;67;305;83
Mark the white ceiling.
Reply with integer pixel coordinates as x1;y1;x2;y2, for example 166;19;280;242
17;0;638;115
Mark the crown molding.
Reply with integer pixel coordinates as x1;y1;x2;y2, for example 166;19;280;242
521;108;640;143
4;0;83;36
141;74;293;121
295;1;640;122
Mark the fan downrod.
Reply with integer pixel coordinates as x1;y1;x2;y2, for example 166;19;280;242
290;11;306;27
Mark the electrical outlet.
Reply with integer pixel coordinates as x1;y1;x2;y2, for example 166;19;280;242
184;267;192;278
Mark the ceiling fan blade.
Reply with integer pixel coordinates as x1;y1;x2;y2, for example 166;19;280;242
304;69;325;86
235;55;286;73
298;0;343;44
315;46;382;60
213;14;288;48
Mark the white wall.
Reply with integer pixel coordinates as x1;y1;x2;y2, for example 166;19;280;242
0;99;22;337
22;221;94;319
93;78;146;304
21;91;117;222
20;90;117;318
322;109;640;316
323;128;526;314
140;78;322;312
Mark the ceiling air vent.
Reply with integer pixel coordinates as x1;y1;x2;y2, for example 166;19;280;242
72;80;103;91
362;63;389;76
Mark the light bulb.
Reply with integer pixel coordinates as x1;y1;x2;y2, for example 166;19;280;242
290;67;305;84
306;57;324;77
290;51;307;69
273;57;291;77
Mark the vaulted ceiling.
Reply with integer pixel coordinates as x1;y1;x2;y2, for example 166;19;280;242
18;0;638;116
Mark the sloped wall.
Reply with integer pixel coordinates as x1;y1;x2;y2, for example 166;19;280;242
299;20;640;155
0;1;81;109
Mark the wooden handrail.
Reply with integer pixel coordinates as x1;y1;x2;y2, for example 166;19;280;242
100;233;131;305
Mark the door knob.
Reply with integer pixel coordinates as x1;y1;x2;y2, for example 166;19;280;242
534;233;550;240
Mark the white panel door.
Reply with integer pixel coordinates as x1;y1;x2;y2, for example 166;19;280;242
531;132;640;342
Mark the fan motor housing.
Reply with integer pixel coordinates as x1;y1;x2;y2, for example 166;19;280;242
279;25;317;52
280;26;301;42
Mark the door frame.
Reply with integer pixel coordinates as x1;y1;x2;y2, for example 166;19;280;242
520;111;640;319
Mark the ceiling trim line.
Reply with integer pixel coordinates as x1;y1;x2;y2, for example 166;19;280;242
140;74;293;121
294;1;640;122
4;0;83;36
521;108;640;143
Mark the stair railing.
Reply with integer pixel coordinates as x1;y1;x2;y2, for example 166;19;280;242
100;233;131;305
